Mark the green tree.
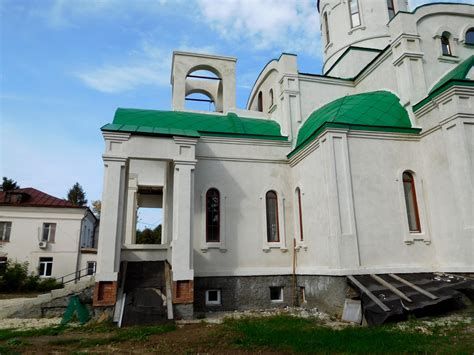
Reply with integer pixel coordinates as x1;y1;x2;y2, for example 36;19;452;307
91;200;101;218
2;177;20;191
67;182;88;206
136;225;162;244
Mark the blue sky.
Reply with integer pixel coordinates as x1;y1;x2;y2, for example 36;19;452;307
0;0;467;220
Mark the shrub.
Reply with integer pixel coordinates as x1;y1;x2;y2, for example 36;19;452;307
37;278;62;292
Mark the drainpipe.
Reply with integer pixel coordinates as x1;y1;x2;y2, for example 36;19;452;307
74;209;88;283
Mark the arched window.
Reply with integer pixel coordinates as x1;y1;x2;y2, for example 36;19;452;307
323;12;330;45
349;0;361;28
296;188;304;241
269;89;274;108
257;91;263;112
441;32;452;56
465;28;474;45
387;0;395;20
265;191;279;242
206;188;220;242
402;172;421;233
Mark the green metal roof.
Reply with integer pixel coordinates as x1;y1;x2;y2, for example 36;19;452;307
413;55;474;111
289;91;420;158
102;108;287;141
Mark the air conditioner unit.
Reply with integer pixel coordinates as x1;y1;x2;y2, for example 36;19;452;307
39;241;48;249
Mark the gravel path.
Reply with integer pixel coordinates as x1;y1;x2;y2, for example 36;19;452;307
0;318;62;330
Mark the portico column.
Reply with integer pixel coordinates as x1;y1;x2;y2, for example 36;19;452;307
94;157;127;306
171;160;196;281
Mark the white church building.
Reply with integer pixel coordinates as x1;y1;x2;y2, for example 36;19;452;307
94;1;474;320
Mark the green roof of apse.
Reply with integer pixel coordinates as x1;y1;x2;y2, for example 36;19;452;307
289;91;419;158
413;55;474;111
101;108;286;141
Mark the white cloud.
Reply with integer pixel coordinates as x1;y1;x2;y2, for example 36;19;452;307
74;42;218;93
196;0;321;57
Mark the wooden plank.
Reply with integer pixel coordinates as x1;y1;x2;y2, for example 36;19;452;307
164;262;174;320
370;274;412;302
388;273;438;300
347;275;391;312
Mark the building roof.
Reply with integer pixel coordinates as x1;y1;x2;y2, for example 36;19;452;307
102;109;287;141
0;188;82;208
413;55;474;111
289;91;420;158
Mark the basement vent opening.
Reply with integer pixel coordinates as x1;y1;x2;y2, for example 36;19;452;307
270;286;283;302
205;289;221;305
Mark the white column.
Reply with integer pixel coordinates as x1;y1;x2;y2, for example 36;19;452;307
171;160;196;281
124;176;138;244
96;157;127;282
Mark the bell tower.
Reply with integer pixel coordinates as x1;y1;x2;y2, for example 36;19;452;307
319;0;408;77
171;52;237;113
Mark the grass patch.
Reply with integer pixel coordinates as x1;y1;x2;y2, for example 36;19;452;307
47;324;177;348
0;325;67;341
224;315;474;353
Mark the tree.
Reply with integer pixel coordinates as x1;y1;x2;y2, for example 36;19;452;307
1;177;20;191
67;182;88;206
91;200;101;218
136;225;162;244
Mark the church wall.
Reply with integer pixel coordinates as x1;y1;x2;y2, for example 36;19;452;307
346;135;436;270
288;144;332;271
192;150;294;277
354;52;399;96
415;11;474;92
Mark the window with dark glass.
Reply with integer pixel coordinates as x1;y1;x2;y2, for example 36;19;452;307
0;222;12;242
206;188;220;242
402;172;421;233
39;257;53;277
465;28;474;45
324;12;330;45
266;191;279;242
441;32;452;56
257;91;263;112
42;223;56;242
269;88;274;108
349;0;361;28
296;188;304;241
387;0;395;20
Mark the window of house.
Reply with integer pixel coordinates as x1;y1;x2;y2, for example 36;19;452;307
465;28;474;45
349;0;361;28
257;91;263;112
270;286;283;302
205;289;221;305
42;223;56;242
206;188;220;243
323;12;330;45
266;191;280;243
0;257;7;273
441;32;452;56
39;257;53;277
269;88;274;108
402;172;421;233
387;0;395;20
87;261;96;276
0;222;12;242
296;188;304;242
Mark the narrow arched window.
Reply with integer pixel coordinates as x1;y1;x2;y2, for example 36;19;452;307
465;28;474;45
402;172;421;233
441;32;452;56
349;0;361;28
266;191;279;242
323;13;330;45
206;188;220;242
387;0;395;20
257;91;263;112
296;188;304;241
269;89;274;108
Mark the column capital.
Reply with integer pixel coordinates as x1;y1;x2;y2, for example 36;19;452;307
173;160;197;168
102;155;128;164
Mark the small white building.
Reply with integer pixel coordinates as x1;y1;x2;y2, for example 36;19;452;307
94;1;474;318
0;188;98;282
